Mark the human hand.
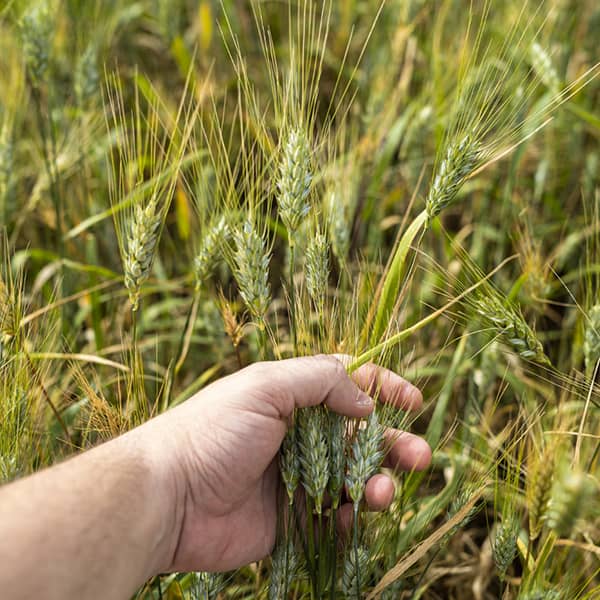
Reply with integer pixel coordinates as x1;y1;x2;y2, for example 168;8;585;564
140;355;431;574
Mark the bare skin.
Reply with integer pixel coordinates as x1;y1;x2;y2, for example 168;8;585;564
0;355;431;599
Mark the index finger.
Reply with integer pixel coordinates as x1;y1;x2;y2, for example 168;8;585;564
334;354;423;411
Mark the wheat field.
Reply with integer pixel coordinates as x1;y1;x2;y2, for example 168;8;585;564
0;0;599;598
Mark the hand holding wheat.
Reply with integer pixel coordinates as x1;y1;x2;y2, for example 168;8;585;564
0;355;430;600
146;355;431;574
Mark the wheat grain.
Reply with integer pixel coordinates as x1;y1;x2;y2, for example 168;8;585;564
192;571;224;600
269;539;299;600
518;587;564;600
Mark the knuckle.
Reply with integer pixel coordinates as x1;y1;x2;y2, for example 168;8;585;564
319;354;347;380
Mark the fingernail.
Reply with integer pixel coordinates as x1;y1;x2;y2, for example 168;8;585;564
356;392;374;407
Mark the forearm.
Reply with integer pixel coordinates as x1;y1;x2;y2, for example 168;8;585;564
0;430;178;600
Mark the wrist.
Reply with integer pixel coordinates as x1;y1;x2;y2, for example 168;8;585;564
115;423;185;577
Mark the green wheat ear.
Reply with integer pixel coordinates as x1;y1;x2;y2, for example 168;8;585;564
546;465;595;538
277;126;312;236
305;230;330;309
345;412;385;505
280;426;300;504
123;198;162;312
232;220;271;323
492;515;519;579
191;571;224;600
341;545;370;600
0;124;13;210
425;135;481;225
583;305;600;378
74;43;100;108
297;406;329;513
268;539;299;600
20;1;53;87
193;217;230;291
474;295;550;365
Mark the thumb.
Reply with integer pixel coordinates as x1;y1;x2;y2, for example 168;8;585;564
237;355;374;419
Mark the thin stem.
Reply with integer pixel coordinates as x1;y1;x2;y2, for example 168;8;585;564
234;343;243;369
174;289;201;375
257;321;268;361
306;494;317;600
353;502;361;600
317;510;324;597
408;547;441;600
31;85;64;282
349;255;516;373
329;505;338;600
30;83;65;336
24;351;69;440
288;239;298;355
283;499;294;600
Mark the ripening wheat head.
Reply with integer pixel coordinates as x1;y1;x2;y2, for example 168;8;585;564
20;0;53;87
105;73;198;311
423;0;599;225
